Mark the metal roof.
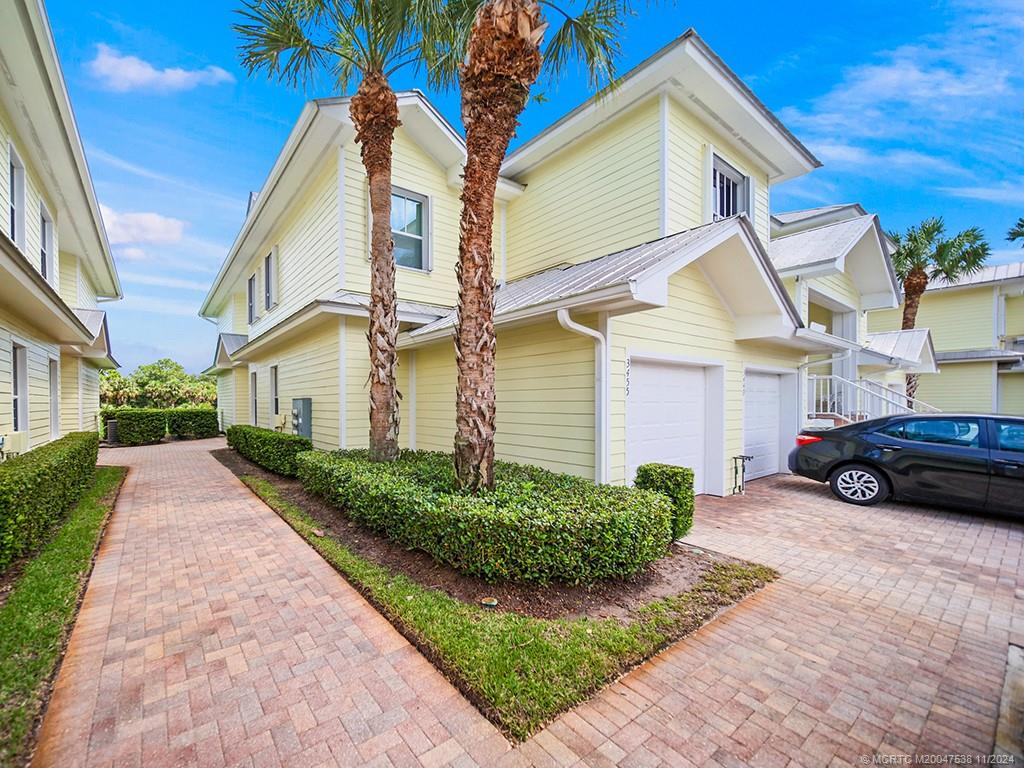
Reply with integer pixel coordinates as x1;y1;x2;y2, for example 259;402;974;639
72;308;106;340
927;260;1024;291
771;204;863;226
219;333;248;357
769;215;876;271
409;220;738;338
935;348;1023;362
864;329;932;365
327;291;448;321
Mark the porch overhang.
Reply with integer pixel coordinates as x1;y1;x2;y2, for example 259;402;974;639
62;308;119;369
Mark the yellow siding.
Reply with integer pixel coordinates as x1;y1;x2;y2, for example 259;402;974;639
60;356;80;434
343;128;465;307
59;252;79;307
809;271;860;312
80;363;100;433
246;319;340;450
247;159;339;339
505;99;662;280
999;374;1024;416
0;309;60;448
869;287;996;352
665;96;771;244
1006;295;1024;339
915;361;995;412
410;320;596;477
608;263;804;490
217;371;236;431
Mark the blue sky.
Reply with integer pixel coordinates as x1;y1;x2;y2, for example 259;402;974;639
46;0;1024;373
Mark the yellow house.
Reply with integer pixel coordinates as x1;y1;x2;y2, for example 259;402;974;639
869;262;1024;415
0;0;122;457
201;31;931;495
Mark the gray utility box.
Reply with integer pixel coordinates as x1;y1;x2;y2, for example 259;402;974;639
291;398;312;439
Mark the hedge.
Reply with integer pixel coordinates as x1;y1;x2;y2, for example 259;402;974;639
111;408;167;446
634;463;695;539
295;450;674;584
0;432;99;572
167;408;219;439
226;425;312;477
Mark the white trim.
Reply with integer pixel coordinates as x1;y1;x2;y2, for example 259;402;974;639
625;348;727;496
338;317;347;448
994;285;1002;347
269;363;279;426
993;360;1000;413
743;364;799;476
658;91;669;237
557;309;609;483
337;144;346;290
7;142;26;251
48;356;60;440
499;203;507;285
367;184;433;272
77;357;83;430
249;366;258;426
408;350;417;450
701;143;714;223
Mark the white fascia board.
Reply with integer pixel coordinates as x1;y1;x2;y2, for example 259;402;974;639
774;259;841;280
861;291;901;311
792;327;862;352
445;165;525;201
734;315;795;340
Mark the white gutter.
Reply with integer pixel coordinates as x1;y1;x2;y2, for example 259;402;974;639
557;309;609;484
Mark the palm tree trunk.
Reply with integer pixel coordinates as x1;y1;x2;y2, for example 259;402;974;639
351;71;401;462
901;266;929;401
453;0;544;491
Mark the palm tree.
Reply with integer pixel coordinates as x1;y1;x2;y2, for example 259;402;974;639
1009;217;1024;246
235;0;425;462
427;0;637;491
889;217;990;398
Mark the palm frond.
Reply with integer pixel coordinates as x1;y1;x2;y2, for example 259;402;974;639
1009;216;1024;245
930;226;990;284
542;0;633;90
234;0;332;88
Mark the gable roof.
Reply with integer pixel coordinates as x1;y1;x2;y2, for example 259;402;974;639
501;29;819;182
864;329;937;374
0;0;120;299
926;259;1024;292
771;204;867;231
403;215;805;348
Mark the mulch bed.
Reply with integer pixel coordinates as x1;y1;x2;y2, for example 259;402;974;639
213;448;750;623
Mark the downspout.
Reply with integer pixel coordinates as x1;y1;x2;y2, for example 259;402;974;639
557;309;608;484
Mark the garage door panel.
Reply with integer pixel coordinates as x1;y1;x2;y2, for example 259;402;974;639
744;372;781;480
626;361;706;494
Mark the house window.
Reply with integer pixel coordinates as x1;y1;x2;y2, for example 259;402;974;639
12;344;27;432
390;188;428;270
40;205;53;281
712;155;748;220
270;365;279;417
8;146;26;249
250;371;258;425
264;250;274;310
247;273;256;324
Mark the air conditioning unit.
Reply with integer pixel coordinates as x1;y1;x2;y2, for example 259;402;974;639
0;432;30;459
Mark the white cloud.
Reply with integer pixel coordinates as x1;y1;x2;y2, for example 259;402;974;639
989;247;1024;266
938;182;1024;205
116;246;148;261
87;44;234;93
114;295;199;317
101;204;185;245
118;271;210;291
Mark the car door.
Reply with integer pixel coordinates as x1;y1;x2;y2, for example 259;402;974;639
987;419;1024;516
866;417;990;508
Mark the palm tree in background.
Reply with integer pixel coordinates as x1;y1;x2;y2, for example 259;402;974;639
427;0;642;491
1009;217;1024;246
889;217;990;399
235;0;427;462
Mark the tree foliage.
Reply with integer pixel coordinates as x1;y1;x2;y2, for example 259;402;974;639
100;359;217;409
1009;217;1024;246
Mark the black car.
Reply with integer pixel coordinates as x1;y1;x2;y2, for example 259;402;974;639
788;414;1024;515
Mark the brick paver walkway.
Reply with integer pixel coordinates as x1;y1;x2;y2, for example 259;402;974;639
35;440;1024;767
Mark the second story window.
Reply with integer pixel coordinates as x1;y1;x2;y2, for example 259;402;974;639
247;273;256;324
391;188;428;270
712;155;748;220
264;250;275;310
40;205;53;281
8;146;26;249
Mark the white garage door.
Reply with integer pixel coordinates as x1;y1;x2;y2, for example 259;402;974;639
626;360;706;494
744;372;781;480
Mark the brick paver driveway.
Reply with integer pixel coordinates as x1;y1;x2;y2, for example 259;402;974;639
34;440;1024;767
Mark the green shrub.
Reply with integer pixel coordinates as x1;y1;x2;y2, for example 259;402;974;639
0;432;99;572
634;463;695;539
167;408;219;439
226;425;312;477
112;408;167;445
295;450;673;584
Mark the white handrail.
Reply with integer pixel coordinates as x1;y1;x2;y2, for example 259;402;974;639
806;374;941;423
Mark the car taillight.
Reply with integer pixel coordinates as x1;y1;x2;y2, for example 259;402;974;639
796;435;823;446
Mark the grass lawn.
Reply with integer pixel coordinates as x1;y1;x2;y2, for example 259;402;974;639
0;466;126;766
242;474;776;740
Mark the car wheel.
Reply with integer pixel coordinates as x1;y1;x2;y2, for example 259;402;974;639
829;464;889;506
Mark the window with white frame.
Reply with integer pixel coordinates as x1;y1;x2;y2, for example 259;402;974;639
12;344;27;432
8;146;26;249
250;371;258;425
712;155;748;220
390;188;428;270
247;273;257;324
264;250;275;310
40;204;53;281
270;365;279;417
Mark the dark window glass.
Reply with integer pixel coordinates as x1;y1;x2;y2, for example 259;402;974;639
995;421;1024;453
877;423;904;439
902;419;981;448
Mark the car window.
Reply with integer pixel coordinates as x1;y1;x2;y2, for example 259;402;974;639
877;423;904;439
901;419;981;448
995;421;1024;453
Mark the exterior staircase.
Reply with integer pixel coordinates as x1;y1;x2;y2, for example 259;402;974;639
805;374;940;428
